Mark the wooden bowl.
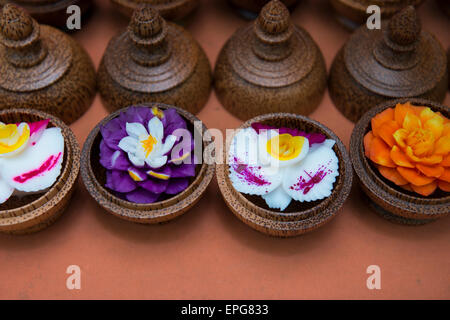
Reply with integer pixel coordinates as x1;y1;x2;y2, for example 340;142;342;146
350;98;450;225
330;0;425;30
0;109;80;234
216;113;353;237
80;103;215;224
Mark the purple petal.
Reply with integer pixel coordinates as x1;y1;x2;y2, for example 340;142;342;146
163;108;188;136
139;178;169;194
250;122;326;146
99;140;130;171
100;118;127;150
105;170;137;193
121;106;153;124
304;133;326;145
125;188;160;204
169;163;196;178
165;178;190;195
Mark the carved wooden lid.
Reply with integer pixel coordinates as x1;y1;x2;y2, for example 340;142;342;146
103;4;198;93
344;6;446;98
0;4;72;92
226;0;317;88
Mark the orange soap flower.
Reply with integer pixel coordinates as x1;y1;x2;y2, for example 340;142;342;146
364;102;450;196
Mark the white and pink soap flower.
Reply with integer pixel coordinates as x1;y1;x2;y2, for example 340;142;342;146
0;119;64;204
229;123;339;211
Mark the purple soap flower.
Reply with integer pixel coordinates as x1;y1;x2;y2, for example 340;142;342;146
251;122;326;146
99;106;196;204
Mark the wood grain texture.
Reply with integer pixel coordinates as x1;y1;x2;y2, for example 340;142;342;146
98;4;212;115
216;113;353;237
80;102;215;224
0;108;80;235
330;0;425;30
329;6;448;123
0;4;96;124
0;0;93;30
110;0;199;21
214;0;327;121
350;98;450;225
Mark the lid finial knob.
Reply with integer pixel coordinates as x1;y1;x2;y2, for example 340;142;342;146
0;4;46;68
128;4;170;66
253;0;293;61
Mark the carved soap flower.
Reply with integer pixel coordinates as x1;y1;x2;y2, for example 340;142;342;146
229;123;339;211
364;102;450;196
99;106;195;204
0;119;64;204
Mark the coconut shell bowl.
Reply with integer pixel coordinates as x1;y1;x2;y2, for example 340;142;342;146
330;0;425;30
110;0;199;21
214;0;327;121
0;109;80;234
216;113;353;237
97;4;212;115
350;98;450;225
228;0;299;20
0;0;93;30
329;6;448;123
0;4;96;124
81;103;215;224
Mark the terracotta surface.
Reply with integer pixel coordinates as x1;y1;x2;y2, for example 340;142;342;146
0;0;449;300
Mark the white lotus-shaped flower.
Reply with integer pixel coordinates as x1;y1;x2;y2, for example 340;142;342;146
118;116;177;169
0;120;64;204
229;127;339;211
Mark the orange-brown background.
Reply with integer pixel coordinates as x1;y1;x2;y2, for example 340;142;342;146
0;0;449;300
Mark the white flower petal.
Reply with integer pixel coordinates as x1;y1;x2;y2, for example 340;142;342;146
262;186;292;211
148;117;164;141
146;156;167;169
159;135;177;155
229;128;260;166
283;140;339;202
1;128;64;193
118;136;138;153
128;153;145;167
229;128;282;196
126;122;148;138
229;158;283;196
0;178;14;204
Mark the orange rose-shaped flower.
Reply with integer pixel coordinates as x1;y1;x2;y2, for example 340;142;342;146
364;102;450;196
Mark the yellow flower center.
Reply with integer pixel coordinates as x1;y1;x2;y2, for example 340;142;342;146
406;128;435;157
266;134;306;161
141;134;157;158
0;123;30;154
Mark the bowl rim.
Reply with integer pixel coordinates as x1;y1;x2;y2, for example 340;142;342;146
0;108;80;228
217;112;353;236
350;98;450;219
80;102;215;222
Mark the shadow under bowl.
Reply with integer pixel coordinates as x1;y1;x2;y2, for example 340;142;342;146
216;113;353;237
80;102;215;224
0;108;80;234
350;98;450;225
